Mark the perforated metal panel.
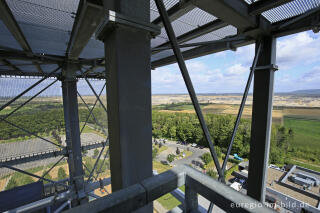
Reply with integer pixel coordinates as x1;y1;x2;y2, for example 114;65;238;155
6;0;77;31
0;0;319;76
150;0;179;22
151;47;194;61
243;0;320;23
262;0;320;23
0;20;23;50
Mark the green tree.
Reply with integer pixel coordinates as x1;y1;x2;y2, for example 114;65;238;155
168;126;176;139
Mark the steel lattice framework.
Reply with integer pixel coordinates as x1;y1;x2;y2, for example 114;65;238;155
0;0;319;212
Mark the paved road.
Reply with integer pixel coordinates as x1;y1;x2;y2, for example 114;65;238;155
156;140;208;167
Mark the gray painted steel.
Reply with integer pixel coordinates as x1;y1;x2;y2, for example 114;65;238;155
5;178;110;213
99;0;153;212
62;66;86;205
247;37;276;202
0;181;43;212
64;165;274;213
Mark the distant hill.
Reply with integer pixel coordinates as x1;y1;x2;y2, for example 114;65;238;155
290;89;320;95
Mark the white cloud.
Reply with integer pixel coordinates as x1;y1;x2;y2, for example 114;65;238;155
225;64;247;76
277;32;320;70
152;60;250;93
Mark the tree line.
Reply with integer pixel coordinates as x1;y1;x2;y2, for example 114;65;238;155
0;107;107;140
152;111;294;165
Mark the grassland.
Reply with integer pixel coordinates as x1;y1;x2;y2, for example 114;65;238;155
284;116;320;150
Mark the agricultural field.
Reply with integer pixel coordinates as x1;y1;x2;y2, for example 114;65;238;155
152;94;320;171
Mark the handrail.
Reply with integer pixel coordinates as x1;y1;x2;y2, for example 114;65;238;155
64;165;274;213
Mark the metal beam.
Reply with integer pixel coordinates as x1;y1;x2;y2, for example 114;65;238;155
0;0;45;74
99;1;153;212
67;0;104;59
152;37;253;68
191;0;257;29
152;0;195;27
0;0;31;51
152;35;249;52
152;19;228;54
62;64;87;205
221;41;262;175
154;0;224;180
0;49;64;64
0;48;104;68
0;59;24;75
272;7;320;37
247;36;276;202
249;0;294;16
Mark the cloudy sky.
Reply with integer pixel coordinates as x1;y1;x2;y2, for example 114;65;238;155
152;30;320;94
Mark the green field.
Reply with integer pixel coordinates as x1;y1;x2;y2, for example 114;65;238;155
284;116;320;150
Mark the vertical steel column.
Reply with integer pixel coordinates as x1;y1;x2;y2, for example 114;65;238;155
247;37;276;202
185;184;198;212
101;1;152;212
62;64;86;205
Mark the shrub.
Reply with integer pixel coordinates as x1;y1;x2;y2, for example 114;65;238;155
227;158;241;164
201;153;213;165
207;170;217;179
167;154;175;163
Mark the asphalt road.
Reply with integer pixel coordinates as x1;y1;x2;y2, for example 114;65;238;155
156;140;208;166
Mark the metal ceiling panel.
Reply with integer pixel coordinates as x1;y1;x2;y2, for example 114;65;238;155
0;20;23;50
262;0;320;23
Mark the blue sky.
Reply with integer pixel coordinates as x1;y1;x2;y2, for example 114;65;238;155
152;30;320;94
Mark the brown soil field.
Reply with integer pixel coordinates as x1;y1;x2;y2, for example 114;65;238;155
0;177;9;191
152;94;320;108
